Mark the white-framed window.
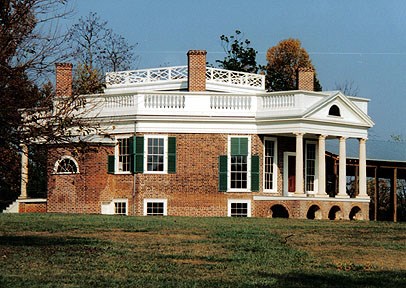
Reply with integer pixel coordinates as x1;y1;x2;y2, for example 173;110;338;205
263;137;277;192
144;135;168;174
143;199;167;216
305;141;318;193
115;136;132;173
54;155;79;174
228;136;251;192
227;199;251;217
101;198;128;215
114;199;128;215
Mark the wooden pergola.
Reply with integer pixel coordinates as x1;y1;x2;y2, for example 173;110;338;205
326;152;406;222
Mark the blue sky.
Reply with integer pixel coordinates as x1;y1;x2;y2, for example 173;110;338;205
64;0;406;141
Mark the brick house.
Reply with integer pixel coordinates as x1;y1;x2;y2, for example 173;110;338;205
14;50;375;219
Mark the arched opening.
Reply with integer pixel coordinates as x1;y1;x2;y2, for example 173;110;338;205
307;205;322;220
328;105;341;116
349;206;363;220
270;204;289;218
54;156;79;174
328;205;343;220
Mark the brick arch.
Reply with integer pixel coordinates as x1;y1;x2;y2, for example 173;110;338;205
328;205;343;220
349;206;364;220
270;204;290;218
307;204;322;220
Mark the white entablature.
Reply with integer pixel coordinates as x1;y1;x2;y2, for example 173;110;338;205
63;64;373;139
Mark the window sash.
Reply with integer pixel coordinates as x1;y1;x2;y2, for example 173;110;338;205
306;143;316;192
146;202;164;216
230;155;248;189
264;139;275;191
114;202;127;215
118;138;131;172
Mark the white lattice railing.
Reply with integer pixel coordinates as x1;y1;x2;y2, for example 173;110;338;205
261;94;295;109
206;67;265;90
106;66;265;90
106;66;188;87
144;94;185;109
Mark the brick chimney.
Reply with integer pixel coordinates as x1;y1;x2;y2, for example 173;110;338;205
55;63;73;97
297;67;314;91
187;50;207;91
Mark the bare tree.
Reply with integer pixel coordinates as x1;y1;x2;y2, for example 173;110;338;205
334;80;359;96
67;12;136;94
0;0;96;207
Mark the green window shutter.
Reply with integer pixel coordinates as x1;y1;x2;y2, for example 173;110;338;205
231;137;248;156
133;136;144;173
107;155;115;174
251;155;260;191
168;137;176;173
219;155;228;192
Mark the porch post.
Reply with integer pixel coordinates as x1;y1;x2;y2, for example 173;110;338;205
337;137;349;198
318;135;328;197
358;138;369;198
19;144;28;199
295;133;305;196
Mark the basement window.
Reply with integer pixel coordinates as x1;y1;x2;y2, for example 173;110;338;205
114;200;128;215
144;199;167;216
228;200;251;217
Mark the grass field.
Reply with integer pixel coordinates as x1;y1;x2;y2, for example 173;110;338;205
0;214;405;287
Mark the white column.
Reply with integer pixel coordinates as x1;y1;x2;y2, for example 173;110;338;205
318;135;328;197
358;138;369;198
337;137;349;198
295;133;305;196
20;144;28;199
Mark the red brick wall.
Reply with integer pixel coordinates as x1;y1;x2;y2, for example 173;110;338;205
46;135;370;220
19;202;47;213
47;145;128;214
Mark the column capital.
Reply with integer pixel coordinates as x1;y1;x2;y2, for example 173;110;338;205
339;136;348;142
319;134;328;140
359;138;367;143
294;132;305;137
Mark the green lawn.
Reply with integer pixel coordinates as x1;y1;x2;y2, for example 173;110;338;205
0;214;405;287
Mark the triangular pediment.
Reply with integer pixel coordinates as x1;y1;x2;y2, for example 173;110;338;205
302;92;374;127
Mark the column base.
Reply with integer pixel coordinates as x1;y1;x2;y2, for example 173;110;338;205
294;193;307;197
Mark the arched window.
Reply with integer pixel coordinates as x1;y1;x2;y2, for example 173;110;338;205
329;105;341;116
54;156;79;174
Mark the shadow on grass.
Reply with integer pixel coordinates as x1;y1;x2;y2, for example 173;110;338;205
0;235;99;247
262;270;406;288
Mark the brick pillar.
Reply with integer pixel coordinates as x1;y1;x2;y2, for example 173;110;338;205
55;63;73;97
187;50;207;91
297;67;314;91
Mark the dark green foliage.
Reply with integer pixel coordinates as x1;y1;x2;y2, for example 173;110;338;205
216;30;262;73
